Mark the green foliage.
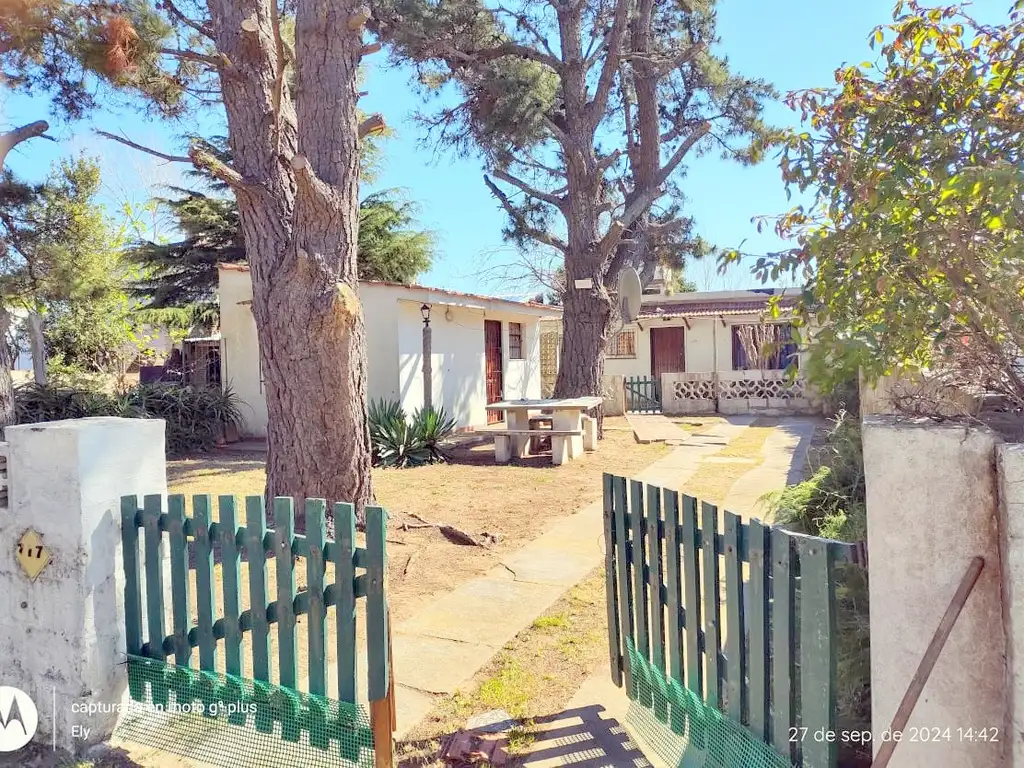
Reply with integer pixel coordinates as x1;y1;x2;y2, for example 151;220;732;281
14;381;244;456
367;398;457;468
0;155;154;376
764;408;869;765
738;1;1024;403
129;188;434;311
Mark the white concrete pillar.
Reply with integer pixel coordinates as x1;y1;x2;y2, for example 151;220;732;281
999;443;1024;767
863;416;1006;768
0;417;166;754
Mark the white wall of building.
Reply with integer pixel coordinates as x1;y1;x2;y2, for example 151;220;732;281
219;267;551;437
604;314;798;377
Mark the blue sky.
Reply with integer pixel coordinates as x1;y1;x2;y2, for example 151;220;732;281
0;0;1007;295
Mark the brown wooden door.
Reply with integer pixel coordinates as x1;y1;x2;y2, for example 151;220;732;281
650;326;686;379
484;320;504;424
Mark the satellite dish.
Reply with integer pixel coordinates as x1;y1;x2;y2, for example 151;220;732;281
618;267;642;325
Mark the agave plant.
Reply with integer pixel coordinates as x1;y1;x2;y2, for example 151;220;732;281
411;405;457;463
368;399;457;468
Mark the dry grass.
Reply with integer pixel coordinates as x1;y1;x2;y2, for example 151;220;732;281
161;420;665;693
396;571;609;767
676;420;778;507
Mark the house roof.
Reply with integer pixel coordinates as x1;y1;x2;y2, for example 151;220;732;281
218;263;561;315
638;295;798;319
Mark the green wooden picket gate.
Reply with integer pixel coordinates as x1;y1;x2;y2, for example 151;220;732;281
603;474;863;768
120;494;396;768
625;375;662;413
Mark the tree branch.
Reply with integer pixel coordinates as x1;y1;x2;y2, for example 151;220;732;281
586;0;632;130
269;0;288;154
492;168;565;209
494;6;559;60
158;47;226;67
448;41;560;71
95;130;192;163
657;41;705;76
0;120;51;169
160;0;216;39
484;175;568;253
597;121;710;256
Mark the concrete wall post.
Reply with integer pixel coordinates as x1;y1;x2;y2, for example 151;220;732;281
0;418;166;754
862;415;1006;767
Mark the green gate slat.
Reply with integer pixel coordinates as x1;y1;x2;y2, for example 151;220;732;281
663;489;683;683
747;519;770;740
274;497;298;690
798;539;838;768
723;511;745;723
245;496;271;682
630;480;650;662
335;502;358;703
192;495;217;672
771;528;796;756
647;484;667;722
219;495;243;676
305;499;328;697
121;496;143;659
142;494;166;660
365;506;389;701
602;474;622;686
681;494;702;697
612;476;634;697
701;501;722;710
167;495;192;666
646;484;665;675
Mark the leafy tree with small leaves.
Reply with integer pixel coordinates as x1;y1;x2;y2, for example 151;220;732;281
740;1;1024;405
0;156;142;391
369;0;777;402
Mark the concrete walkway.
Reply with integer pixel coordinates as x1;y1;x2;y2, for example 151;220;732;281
385;417;752;737
625;413;693;444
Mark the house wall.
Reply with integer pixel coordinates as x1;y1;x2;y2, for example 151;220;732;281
604;314;807;378
219;269;545;437
396;302;541;426
218;268;266;437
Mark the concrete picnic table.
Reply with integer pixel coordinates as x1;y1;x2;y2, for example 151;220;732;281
484;396;603;465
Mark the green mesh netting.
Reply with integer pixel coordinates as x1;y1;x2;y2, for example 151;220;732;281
114;655;375;768
623;641;794;768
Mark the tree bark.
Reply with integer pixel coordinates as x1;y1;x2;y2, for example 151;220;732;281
0;121;49;170
207;0;373;526
27;311;46;385
0;309;16;437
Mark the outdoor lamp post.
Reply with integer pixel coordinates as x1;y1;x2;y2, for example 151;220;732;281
421;303;432;409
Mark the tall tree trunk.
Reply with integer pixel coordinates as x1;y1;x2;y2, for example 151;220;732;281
27;311;46;385
0;121;49;170
207;0;373;526
0;308;16;437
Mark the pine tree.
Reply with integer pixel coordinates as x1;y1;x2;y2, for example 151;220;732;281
369;0;777;401
3;0;389;515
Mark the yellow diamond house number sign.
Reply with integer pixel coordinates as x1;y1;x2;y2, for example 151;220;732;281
16;530;51;581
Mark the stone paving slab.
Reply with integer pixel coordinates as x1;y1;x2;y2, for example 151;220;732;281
499;502;605;586
625;413;693;444
722;417;819;518
397;571;565;648
391;632;499;694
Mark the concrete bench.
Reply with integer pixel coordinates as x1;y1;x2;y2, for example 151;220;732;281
581;414;597;451
491;429;583;465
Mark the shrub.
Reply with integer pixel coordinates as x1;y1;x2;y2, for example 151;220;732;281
368;398;456;468
763;408;870;767
126;383;245;456
13;381;244;456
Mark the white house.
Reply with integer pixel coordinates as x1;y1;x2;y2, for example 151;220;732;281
539;273;819;415
601;284;818;415
218;264;560;437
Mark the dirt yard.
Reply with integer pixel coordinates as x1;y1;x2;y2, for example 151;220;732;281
167;418;666;647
